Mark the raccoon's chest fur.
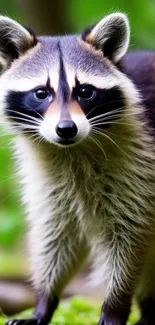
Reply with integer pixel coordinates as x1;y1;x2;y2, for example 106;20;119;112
14;131;155;248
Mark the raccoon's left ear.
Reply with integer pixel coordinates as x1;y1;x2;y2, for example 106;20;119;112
0;16;37;67
82;13;129;63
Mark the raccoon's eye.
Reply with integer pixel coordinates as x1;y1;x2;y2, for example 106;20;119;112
77;85;96;101
34;88;49;101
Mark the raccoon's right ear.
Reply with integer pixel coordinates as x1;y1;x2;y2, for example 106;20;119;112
0;16;37;67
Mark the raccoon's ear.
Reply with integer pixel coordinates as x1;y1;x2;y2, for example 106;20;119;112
0;16;37;67
82;13;129;63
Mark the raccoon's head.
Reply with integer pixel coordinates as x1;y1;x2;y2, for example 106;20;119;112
0;13;139;147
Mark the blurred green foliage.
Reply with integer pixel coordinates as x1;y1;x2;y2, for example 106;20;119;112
68;0;155;48
0;130;24;248
0;0;155;252
0;297;141;325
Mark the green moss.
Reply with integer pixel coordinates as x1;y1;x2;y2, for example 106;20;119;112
1;297;140;325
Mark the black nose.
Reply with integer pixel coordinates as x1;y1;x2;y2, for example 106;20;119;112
56;120;78;139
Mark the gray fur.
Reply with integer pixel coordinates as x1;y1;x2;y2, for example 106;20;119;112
0;13;155;325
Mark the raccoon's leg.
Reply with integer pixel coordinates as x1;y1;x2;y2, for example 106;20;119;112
6;217;88;325
135;297;155;325
134;249;155;325
93;231;148;325
7;294;59;325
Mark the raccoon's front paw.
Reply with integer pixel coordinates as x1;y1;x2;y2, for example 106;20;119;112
6;318;38;325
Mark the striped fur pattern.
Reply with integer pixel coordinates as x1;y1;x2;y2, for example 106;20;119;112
1;12;155;324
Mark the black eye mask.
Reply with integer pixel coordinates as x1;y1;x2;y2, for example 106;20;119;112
5;85;54;123
73;83;125;128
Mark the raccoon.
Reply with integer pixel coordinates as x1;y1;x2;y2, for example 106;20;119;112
0;12;155;325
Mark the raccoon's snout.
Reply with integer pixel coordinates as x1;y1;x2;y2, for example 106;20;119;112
40;115;89;145
56;120;78;139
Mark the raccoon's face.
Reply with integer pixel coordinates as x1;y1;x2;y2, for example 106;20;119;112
0;13;135;147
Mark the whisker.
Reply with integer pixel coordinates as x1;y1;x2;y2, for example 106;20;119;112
90;121;134;127
86;100;125;119
92;128;109;137
91;126;130;158
0;128;11;135
90;113;126;124
89;109;138;124
92;129;114;140
0;175;17;184
0;138;15;149
6;109;42;123
34;111;44;120
92;126;115;137
27;133;40;142
6;116;41;126
0;125;39;138
9;122;40;131
37;135;45;146
88;134;107;160
91;128;103;137
88;107;125;122
0;125;38;139
0;183;21;205
0;126;19;136
22;130;39;134
99;131;129;158
31;134;45;146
